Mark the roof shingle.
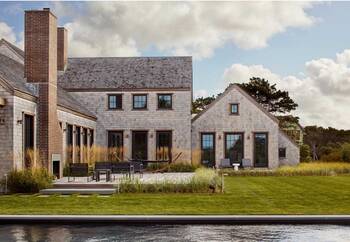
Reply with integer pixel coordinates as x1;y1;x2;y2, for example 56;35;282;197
58;57;192;90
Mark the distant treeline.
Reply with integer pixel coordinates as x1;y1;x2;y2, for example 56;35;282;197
304;126;350;162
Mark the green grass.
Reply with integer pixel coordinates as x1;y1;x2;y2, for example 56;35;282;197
1;176;350;215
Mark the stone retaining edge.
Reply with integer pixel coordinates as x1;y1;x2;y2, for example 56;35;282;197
0;215;349;225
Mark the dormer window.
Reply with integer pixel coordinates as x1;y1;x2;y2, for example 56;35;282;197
230;103;239;115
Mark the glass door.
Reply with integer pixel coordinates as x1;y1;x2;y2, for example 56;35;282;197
156;131;172;161
201;133;215;167
254;133;268;167
225;133;244;165
108;131;123;161
132;131;148;160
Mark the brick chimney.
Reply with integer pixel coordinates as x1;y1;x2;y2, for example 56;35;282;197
24;8;62;171
57;27;67;71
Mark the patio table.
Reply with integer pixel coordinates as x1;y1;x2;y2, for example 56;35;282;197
95;169;112;182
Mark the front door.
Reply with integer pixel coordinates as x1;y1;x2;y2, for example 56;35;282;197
254;133;268;167
24;114;34;168
108;131;123;161
132;131;148;160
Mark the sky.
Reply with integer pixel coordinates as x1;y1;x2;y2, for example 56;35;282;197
0;1;350;129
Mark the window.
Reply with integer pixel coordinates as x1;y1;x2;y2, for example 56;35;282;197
24;114;34;169
225;133;244;165
90;129;94;147
133;94;147;109
201;133;215;167
158;94;172;109
279;148;286;159
75;126;81;162
66;124;73;163
230;103;239;115
156;131;172;161
108;94;122;110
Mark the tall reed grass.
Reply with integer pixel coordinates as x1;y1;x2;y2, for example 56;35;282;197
220;162;350;176
118;168;222;193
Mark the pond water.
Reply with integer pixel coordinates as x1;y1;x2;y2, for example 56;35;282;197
0;224;349;242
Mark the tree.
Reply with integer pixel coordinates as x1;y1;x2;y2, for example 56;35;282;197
237;77;298;114
300;144;312;162
192;96;216;114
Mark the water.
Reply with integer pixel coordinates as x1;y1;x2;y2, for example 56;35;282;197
0;224;349;242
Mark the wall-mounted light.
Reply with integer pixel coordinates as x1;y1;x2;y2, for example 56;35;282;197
247;135;250;140
0;97;6;107
17;119;23;125
125;134;129;138
218;135;222;140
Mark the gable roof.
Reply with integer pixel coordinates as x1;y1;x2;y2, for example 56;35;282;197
58;56;192;91
192;83;279;124
0;52;96;120
0;38;25;60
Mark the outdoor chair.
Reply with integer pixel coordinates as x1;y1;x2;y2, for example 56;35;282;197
94;162;112;181
242;158;253;169
218;158;232;169
130;161;144;177
112;162;134;180
67;163;92;182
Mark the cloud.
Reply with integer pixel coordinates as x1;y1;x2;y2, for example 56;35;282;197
0;21;17;43
53;2;316;59
222;49;350;129
193;89;209;99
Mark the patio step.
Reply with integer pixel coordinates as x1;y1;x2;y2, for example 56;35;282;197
40;188;116;195
52;183;114;189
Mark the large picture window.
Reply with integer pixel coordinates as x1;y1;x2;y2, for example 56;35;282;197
66;124;73;163
201;133;215;167
133;94;147;109
24;114;34;168
225;133;244;165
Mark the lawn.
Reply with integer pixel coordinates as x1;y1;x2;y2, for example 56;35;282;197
0;176;349;215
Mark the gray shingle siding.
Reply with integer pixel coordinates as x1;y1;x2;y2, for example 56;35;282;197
58;57;192;90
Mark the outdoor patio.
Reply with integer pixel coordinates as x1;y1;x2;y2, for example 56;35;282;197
55;172;194;185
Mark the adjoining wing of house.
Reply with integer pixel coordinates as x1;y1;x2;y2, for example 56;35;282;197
0;8;299;178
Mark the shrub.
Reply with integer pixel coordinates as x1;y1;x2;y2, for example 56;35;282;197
220;162;350;177
118;168;222;193
146;162;200;172
2;169;54;193
321;143;350;163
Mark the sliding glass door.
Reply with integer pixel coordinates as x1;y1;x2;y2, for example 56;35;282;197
254;133;268;167
225;133;244;165
201;133;215;167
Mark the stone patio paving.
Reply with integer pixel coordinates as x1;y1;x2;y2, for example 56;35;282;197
55;172;194;185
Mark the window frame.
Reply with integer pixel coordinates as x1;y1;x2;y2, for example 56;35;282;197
230;103;239;115
132;94;148;110
157;94;173;110
279;147;287;159
107;94;123;110
200;132;216;167
224;132;244;166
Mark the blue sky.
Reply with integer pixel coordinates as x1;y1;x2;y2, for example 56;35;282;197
1;2;350;129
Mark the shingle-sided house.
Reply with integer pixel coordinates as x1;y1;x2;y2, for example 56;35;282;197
0;8;299;178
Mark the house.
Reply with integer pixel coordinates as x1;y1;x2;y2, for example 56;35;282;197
0;8;299;178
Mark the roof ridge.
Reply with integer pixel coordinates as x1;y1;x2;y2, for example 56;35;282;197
0;38;24;58
192;83;279;124
67;56;192;59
